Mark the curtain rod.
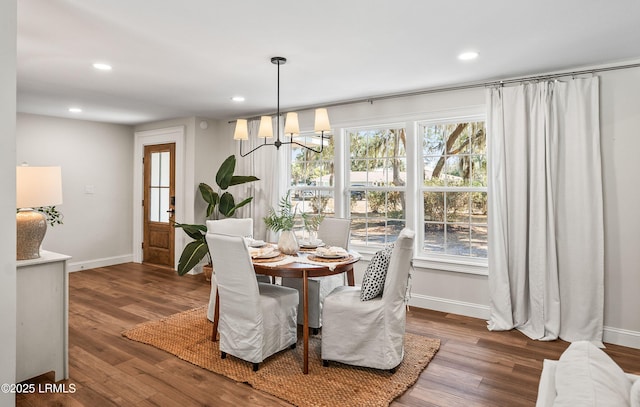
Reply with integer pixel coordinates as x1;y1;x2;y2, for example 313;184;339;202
229;61;640;123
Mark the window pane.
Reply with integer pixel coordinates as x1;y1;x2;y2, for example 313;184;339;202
424;223;444;252
291;132;334;188
150;187;160;222
159;188;170;222
159;151;170;187
446;192;470;223
151;153;160;186
424;192;444;222
471;155;487;187
424;156;445;186
471;192;488;224
445;156;470;187
444;225;471;256
422;125;445;156
471;226;488;258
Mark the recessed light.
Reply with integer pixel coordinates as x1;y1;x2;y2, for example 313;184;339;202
68;107;82;113
93;63;112;71
458;51;479;61
231;96;245;102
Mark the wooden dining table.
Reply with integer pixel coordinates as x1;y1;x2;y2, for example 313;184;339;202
212;250;359;374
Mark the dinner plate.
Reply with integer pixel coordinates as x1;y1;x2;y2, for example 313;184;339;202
254;250;280;259
249;240;266;248
300;242;325;249
314;252;347;259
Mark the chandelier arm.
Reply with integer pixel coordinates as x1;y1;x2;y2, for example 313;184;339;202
239;140;277;157
286;140;323;154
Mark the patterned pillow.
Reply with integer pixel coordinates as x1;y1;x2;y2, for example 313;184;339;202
360;245;394;301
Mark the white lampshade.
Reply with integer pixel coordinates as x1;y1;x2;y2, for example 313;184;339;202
284;112;300;136
258;116;273;139
17;166;63;209
314;108;331;133
233;119;249;140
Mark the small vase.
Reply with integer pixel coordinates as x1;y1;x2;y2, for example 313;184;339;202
278;230;299;255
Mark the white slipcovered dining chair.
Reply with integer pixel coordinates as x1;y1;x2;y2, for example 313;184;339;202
206;232;299;371
206;218;269;323
281;217;351;331
321;228;415;371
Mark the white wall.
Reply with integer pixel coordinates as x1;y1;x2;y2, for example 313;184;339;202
1;0;17;405
599;67;640;346
16;114;134;271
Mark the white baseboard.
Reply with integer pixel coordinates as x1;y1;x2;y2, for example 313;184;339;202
408;293;490;320
67;254;133;272
408;294;640;350
604;326;640;349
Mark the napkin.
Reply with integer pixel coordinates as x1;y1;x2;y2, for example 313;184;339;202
315;246;348;257
244;237;266;247
250;246;276;258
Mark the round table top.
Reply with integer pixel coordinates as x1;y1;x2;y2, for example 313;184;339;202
252;252;359;279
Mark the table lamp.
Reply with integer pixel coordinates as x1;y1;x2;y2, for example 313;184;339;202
16;166;63;260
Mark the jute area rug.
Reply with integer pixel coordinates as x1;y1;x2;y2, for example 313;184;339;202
122;306;440;407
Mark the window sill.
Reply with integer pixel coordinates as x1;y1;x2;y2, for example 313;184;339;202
412;256;488;276
352;245;488;276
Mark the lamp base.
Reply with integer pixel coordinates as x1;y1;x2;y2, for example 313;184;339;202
17;208;47;260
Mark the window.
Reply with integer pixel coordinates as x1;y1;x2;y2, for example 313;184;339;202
347;126;407;246
420;119;487;258
288;133;335;234
284;109;488;272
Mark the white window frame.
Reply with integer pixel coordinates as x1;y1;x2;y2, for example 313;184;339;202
286;107;488;275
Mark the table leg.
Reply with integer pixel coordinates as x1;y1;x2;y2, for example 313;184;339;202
211;289;219;342
346;265;355;286
303;269;309;374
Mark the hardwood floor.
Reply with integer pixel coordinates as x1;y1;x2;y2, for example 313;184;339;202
16;263;640;406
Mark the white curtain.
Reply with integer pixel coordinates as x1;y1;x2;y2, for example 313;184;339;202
487;77;604;345
236;118;288;242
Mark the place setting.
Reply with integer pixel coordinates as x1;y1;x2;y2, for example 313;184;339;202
247;243;286;263
307;246;353;263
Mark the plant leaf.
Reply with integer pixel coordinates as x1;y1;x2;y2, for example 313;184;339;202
177;240;209;276
174;222;207;240
218;192;235;217
229;175;260;186
199;183;219;218
215;155;236;190
233;197;253;211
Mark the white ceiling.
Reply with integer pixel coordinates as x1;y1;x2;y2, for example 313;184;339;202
16;0;640;125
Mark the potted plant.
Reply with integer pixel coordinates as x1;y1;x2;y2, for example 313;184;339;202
174;155;258;276
264;191;323;254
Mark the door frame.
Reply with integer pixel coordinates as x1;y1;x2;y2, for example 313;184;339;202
133;126;185;268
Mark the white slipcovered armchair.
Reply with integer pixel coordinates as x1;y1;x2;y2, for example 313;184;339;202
206;232;299;371
206;218;269;324
281;217;351;331
321;228;415;371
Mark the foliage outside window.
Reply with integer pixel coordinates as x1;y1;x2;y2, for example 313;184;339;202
289;132;335;237
347;127;407;246
421;120;487;258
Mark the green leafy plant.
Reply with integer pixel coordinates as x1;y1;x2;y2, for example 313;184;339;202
302;211;324;233
264;191;297;232
174;155;259;276
36;206;64;227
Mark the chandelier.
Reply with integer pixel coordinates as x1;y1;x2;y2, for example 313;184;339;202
233;56;331;157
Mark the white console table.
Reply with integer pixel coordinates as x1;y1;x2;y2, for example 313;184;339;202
16;250;71;382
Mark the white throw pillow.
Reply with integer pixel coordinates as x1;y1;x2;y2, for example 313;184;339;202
631;379;640;407
553;341;631;407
